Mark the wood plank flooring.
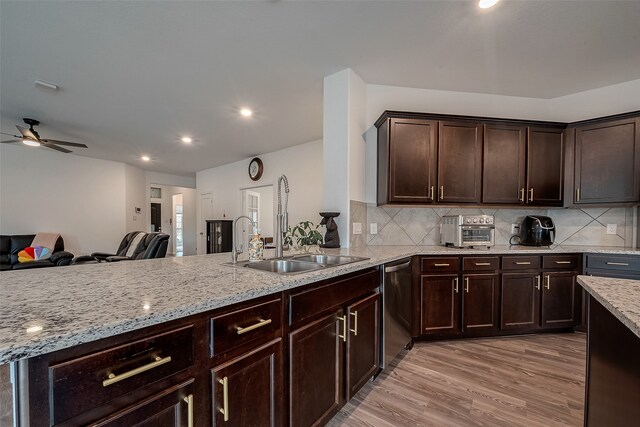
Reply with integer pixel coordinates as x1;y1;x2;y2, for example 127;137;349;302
329;333;586;427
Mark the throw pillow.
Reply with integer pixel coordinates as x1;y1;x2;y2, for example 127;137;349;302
18;246;52;263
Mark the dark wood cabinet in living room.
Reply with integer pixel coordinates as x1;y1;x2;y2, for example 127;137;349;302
437;120;483;203
574;116;640;204
206;219;233;253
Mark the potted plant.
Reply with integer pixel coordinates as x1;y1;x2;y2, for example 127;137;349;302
284;221;323;253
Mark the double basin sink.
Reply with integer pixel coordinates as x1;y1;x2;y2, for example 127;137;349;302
230;254;370;275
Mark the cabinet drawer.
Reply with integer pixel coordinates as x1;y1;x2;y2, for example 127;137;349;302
289;268;379;326
50;325;194;425
543;255;579;270
463;257;499;272
586;254;640;272
421;257;460;273
211;297;282;357
502;256;541;270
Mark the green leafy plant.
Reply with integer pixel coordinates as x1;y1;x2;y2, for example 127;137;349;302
284;221;323;249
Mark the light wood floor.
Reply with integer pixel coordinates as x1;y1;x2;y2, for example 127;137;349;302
329;333;586;427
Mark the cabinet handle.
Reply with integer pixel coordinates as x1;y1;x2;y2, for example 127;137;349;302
184;394;194;427
350;311;358;336
453;277;459;293
434;263;450;267
338;315;347;342
515;261;531;265
218;376;229;422
102;355;172;387
429;186;434;200
519;188;525;202
554;261;572;264
236;318;272;335
474;262;491;266
535;275;541;290
545;275;550;290
528;188;534;202
576;188;581;202
439;186;444;200
606;262;629;266
464;277;470;293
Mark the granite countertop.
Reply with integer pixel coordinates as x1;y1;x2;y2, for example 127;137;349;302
577;275;640;339
1;244;639;364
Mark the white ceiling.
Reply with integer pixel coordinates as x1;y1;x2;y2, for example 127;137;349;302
1;1;639;176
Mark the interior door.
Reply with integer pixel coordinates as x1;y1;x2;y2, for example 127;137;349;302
150;202;162;232
200;193;213;255
242;190;260;251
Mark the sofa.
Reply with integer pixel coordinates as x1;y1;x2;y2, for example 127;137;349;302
0;234;74;271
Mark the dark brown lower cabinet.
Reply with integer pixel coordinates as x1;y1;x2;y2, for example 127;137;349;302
346;293;380;400
289;310;344;427
541;272;578;328
420;274;460;335
501;272;540;330
212;339;283;427
462;274;499;334
93;379;194;427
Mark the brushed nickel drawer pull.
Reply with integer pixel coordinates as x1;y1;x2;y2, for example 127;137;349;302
464;277;470;293
184;394;194;427
474;262;491;266
102;355;172;387
515;261;531;265
434;263;450;267
236;318;272;335
554;261;572;264
429;186;434;200
576;188;581;202
519;188;525;202
439;186;444;200
529;188;534;202
535;275;541;290
545;275;551;290
453;277;459;293
218;376;229;421
606;262;629;266
338;315;347;342
350;311;358;336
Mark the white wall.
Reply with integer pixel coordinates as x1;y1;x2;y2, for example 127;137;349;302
0;145;126;255
196;139;323;254
145;171;196;189
125;164;147;232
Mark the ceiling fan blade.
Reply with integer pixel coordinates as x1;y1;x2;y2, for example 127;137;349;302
16;125;38;141
41;143;72;153
0;131;20;137
40;139;88;148
0;139;20;144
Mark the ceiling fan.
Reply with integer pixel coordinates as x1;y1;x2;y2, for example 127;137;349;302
0;118;87;153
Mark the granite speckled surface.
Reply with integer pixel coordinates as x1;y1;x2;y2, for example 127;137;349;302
577;275;640;339
1;244;639;364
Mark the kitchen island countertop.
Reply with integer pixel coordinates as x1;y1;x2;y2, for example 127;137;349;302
1;244;639;364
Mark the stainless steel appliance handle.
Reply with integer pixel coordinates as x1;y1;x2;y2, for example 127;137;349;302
384;261;411;273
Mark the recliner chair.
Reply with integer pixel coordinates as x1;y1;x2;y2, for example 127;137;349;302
105;233;169;262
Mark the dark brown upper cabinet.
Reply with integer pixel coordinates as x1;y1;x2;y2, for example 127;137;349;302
437;121;483;203
482;125;527;204
378;118;437;204
527;127;564;206
574;117;640;204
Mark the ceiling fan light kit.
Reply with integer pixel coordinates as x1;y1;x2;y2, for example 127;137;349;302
0;118;87;153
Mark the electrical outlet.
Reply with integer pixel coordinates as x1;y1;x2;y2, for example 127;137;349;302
606;224;617;235
352;222;362;235
370;223;378;235
511;223;519;234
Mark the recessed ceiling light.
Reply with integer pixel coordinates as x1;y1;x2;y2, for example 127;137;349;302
22;139;41;147
141;155;150;162
181;137;192;144
240;108;253;118
479;0;500;8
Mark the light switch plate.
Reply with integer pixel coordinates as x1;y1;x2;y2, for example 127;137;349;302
370;223;378;235
352;222;362;235
606;224;617;235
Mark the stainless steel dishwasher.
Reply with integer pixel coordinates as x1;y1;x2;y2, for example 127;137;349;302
381;257;413;369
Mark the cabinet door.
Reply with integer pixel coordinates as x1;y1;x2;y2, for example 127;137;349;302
501;273;540;331
541;272;578;328
346;293;380;400
438;121;483;203
527;127;564;206
387;118;438;203
462;274;499;334
575;118;640;204
289;310;344;427
92;379;194;427
420;274;460;335
482;125;526;204
212;339;282;427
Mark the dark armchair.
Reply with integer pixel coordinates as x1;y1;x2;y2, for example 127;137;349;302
0;234;74;271
105;233;169;262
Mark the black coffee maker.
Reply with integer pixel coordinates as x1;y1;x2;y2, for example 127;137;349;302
519;215;556;246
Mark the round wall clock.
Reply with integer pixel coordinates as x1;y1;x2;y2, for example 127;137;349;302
248;157;264;181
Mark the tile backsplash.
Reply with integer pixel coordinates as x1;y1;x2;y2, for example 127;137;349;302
349;201;636;248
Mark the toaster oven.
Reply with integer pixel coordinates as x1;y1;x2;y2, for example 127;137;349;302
440;215;495;248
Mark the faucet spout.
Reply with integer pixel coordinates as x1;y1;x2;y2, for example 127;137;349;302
276;175;290;259
231;215;256;264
